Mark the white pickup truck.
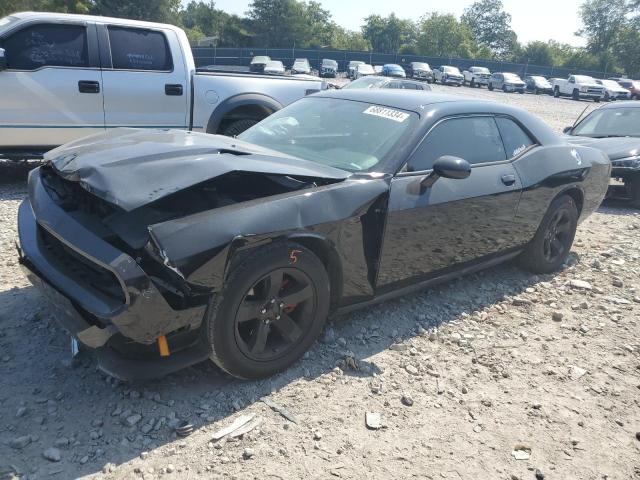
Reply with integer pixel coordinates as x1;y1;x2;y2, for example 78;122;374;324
551;75;605;102
462;66;491;87
0;12;326;160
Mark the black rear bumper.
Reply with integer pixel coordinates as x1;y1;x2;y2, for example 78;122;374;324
16;168;210;380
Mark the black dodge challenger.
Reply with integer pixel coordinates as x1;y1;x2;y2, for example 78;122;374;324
17;90;611;380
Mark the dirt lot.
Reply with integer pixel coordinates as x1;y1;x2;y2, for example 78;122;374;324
1;86;639;480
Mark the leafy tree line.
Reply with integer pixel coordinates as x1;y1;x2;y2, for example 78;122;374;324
2;0;640;76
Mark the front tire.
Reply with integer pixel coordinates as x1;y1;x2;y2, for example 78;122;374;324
626;176;640;208
207;242;330;379
517;195;578;273
488;82;494;91
572;89;580;101
554;86;560;98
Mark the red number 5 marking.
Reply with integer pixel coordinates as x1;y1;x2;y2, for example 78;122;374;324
289;249;302;264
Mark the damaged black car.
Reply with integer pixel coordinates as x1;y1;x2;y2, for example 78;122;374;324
17;90;611;380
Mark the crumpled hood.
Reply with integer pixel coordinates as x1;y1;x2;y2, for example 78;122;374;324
44;128;350;211
564;135;640;161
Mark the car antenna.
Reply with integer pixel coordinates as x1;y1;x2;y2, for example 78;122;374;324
572;104;592;128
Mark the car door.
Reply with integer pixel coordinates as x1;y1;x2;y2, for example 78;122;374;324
376;115;524;291
98;24;189;130
0;21;104;150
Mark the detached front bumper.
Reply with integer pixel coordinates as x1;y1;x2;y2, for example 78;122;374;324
17;168;210;380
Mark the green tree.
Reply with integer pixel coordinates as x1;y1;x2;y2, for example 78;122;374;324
577;0;628;52
92;0;182;23
247;0;305;47
461;0;518;59
1;0;91;16
416;13;476;58
614;19;640;77
361;13;415;53
330;28;370;51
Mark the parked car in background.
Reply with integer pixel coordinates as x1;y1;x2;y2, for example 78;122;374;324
551;75;604;101
355;63;375;79
347;60;365;79
613;79;640;100
525;76;553;95
463;66;491;87
291;58;311;75
381;64;406;78
596;79;631;101
17;89;610;379
250;55;271;73
374;65;383;74
263;60;285;75
433;66;464;86
488;73;526;93
0;12;327;159
320;59;338;78
564;101;640;207
407;62;433;82
343;76;431;91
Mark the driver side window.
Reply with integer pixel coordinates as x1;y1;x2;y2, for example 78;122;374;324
407;116;507;172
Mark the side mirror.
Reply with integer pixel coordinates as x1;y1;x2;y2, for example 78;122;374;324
420;156;471;188
562;126;572;134
0;48;6;70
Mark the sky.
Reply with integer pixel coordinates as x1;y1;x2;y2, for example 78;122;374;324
206;0;587;47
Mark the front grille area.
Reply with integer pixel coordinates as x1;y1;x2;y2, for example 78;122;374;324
587;88;604;94
38;226;126;305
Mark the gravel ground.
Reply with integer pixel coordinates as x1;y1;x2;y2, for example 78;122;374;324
1;86;639;480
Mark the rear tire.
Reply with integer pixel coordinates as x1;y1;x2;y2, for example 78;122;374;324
516;195;578;273
554;86;560;98
221;119;259;137
488;82;494;91
626;176;640;208
207;242;330;379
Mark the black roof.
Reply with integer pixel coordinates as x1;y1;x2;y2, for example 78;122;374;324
598;100;640;110
315;88;483;112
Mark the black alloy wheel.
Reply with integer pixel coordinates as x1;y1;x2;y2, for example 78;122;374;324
234;268;315;362
517;195;578;273
207;242;330;379
542;209;573;264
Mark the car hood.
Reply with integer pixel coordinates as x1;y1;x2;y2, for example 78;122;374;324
565;135;640;160
44;128;350;211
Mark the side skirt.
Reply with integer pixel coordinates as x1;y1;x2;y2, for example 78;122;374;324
333;250;522;317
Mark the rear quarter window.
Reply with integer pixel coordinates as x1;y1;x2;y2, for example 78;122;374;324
108;26;172;71
495;117;535;158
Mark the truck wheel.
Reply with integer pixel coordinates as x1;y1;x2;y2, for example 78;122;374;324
604;92;610;102
503;85;508;93
534;87;540;95
222;119;259;137
516;195;578;274
488;82;494;91
626;176;640;208
554;86;560;98
470;79;476;88
207;242;330;379
572;89;580;101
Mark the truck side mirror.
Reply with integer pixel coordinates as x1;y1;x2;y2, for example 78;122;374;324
0;48;6;70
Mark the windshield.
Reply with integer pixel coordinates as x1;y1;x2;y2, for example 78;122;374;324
293;61;309;68
386;65;403;71
443;66;461;75
359;65;374;74
238;97;419;172
322;60;337;67
572;107;640;137
531;76;548;82
266;61;283;69
600;80;621;88
574;75;596;83
504;73;522;81
343;77;388;89
413;63;429;70
349;61;364;67
473;67;490;74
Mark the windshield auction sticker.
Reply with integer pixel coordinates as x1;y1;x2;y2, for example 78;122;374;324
363;106;410;123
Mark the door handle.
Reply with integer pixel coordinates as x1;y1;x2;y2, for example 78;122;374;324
501;174;516;186
78;80;100;93
165;84;183;96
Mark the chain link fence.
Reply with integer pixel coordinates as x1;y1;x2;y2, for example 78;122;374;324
192;47;612;79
